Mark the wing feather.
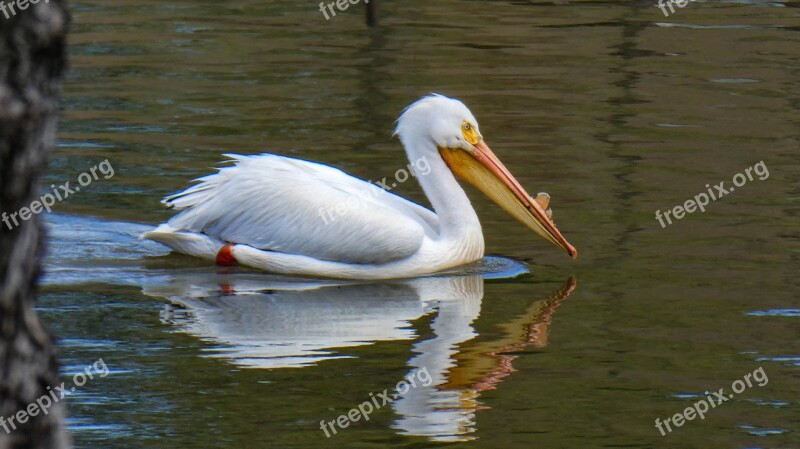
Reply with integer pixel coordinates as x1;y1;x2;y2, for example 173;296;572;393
163;153;437;264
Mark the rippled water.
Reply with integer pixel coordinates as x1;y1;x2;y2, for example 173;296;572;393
36;0;799;447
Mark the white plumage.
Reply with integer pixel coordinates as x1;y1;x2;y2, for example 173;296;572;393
142;94;576;279
160;153;436;264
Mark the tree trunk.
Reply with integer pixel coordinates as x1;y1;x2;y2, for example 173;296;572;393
0;1;70;448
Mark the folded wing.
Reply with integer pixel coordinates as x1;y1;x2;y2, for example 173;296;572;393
163;153;438;265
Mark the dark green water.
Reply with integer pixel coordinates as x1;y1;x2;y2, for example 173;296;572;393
35;0;799;447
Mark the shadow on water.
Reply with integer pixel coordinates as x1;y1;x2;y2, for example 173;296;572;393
43;213;577;442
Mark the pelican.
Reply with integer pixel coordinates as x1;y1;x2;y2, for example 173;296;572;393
142;94;577;279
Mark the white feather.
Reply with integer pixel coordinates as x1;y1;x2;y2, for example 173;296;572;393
158;153;436;264
142;95;488;279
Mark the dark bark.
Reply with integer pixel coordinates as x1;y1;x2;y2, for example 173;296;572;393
0;1;69;449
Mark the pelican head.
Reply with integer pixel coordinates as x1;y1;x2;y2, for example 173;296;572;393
396;94;578;258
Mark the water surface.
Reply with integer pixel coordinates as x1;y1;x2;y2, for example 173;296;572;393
37;0;799;447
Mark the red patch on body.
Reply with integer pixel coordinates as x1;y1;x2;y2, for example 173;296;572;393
215;244;237;266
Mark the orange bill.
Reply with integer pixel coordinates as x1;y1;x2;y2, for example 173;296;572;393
439;141;578;258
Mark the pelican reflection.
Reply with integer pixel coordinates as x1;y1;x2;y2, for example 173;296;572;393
145;270;576;442
44;214;578;442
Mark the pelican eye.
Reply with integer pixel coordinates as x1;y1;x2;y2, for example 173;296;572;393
461;120;480;145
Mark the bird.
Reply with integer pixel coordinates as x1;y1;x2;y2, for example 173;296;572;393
141;94;577;279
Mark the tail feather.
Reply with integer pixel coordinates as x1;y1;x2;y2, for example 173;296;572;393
140;225;222;260
162;155;240;210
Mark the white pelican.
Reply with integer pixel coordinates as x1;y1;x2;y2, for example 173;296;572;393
142;94;577;279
